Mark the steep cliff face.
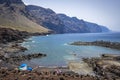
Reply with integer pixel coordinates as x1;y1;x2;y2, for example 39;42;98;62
26;5;64;33
85;22;110;33
58;14;90;33
27;5;109;33
0;0;50;33
58;14;109;33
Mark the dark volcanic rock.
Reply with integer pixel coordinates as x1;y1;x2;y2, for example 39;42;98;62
0;28;30;43
58;14;90;33
83;55;120;79
0;53;47;64
70;40;120;50
0;68;98;80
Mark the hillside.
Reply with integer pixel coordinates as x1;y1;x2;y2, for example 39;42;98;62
0;0;50;33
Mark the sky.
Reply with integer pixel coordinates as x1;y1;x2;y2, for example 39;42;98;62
23;0;120;31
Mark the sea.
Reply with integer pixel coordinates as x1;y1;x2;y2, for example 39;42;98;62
21;32;120;67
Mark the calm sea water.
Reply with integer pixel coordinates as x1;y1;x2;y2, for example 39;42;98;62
21;32;120;67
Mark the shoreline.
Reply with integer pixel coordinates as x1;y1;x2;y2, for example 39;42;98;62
1;53;120;80
82;54;120;79
0;28;120;79
0;28;51;69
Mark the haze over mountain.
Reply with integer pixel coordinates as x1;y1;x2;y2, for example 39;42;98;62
0;0;110;34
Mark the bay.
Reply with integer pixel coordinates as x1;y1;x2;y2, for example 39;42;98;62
21;32;120;67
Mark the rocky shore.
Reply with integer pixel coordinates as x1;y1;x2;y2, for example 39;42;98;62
0;67;99;80
70;40;120;50
0;28;52;44
83;54;120;80
0;28;120;80
1;54;120;80
0;28;48;71
0;28;30;44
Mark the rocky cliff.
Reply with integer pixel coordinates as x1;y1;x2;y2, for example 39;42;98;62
58;14;110;33
26;5;64;33
27;5;110;33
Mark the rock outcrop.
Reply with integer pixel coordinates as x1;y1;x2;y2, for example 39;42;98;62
0;28;30;43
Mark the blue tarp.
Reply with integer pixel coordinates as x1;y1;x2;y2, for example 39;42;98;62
20;63;27;68
19;63;32;71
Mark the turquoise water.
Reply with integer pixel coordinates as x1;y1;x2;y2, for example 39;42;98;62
21;32;120;67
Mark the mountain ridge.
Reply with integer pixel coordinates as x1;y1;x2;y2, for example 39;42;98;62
26;5;64;33
0;0;50;33
26;5;109;33
0;0;110;34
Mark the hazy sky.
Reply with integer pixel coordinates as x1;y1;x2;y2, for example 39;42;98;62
23;0;120;31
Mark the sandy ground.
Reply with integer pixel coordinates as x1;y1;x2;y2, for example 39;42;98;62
68;61;94;75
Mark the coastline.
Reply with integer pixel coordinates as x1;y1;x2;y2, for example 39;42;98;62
0;28;120;79
0;28;50;69
82;54;120;79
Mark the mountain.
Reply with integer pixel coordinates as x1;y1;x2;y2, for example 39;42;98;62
85;21;109;33
27;5;109;33
26;5;64;33
57;14;90;33
58;14;110;33
0;0;109;34
0;0;50;33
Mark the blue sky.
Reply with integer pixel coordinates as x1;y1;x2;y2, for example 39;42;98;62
23;0;120;31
